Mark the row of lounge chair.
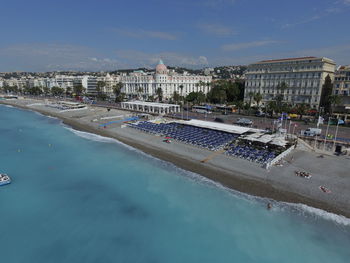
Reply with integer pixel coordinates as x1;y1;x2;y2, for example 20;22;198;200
129;121;280;165
129;121;238;151
225;145;276;164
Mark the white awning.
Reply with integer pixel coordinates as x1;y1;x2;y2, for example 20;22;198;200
177;119;252;134
122;101;179;108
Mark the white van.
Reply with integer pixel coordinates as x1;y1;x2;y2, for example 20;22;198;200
303;128;322;136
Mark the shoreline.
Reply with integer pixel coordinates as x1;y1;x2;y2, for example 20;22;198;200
1;98;350;219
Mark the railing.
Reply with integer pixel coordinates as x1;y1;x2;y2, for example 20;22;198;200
264;145;295;169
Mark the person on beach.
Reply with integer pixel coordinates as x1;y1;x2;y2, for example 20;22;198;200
267;203;272;210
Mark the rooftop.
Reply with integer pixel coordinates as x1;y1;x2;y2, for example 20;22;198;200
121;101;179;108
259;57;317;63
177;119;253;135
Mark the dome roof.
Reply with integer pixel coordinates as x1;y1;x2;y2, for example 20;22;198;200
155;59;167;74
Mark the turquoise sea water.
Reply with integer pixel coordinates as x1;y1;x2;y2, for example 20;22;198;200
0;105;350;263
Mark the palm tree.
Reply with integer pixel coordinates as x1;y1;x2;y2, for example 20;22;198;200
253;92;263;109
179;84;184;96
113;82;123;102
295;103;309;120
266;101;277;117
248;91;254;107
195;82;199;93
172;91;180;103
329;94;342;115
274;94;284;114
66;87;72;97
277;82;288;100
137;86;144;100
156;87;163;102
235;101;244;115
97;81;106;96
73;84;85;96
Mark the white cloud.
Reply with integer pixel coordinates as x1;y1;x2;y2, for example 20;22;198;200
204;0;236;7
0;43;122;71
197;23;236;36
221;40;279;51
212;44;350;66
282;15;321;29
294;44;350;64
112;28;178;40
282;1;349;29
115;50;209;68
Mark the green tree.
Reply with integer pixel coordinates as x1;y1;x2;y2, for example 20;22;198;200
73;84;84;96
3;85;19;94
43;86;50;96
207;84;226;104
137;86;144;100
113;82;123;102
295;103;310;120
156;87;163;102
172;91;180;103
235;100;244;115
329;94;342;114
66;87;72;96
247;91;254;107
253;92;263;108
51;86;64;96
28;86;42;95
277;82;288;100
266;101;277;117
185;91;205;105
319;75;333;114
225;82;240;103
274;94;285;114
179;84;184;96
96;81;106;93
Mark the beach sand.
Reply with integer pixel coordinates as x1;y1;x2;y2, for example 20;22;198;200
2;97;350;218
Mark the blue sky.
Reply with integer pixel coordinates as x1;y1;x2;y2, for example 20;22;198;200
0;0;349;71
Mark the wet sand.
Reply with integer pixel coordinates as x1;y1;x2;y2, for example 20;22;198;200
2;97;350;218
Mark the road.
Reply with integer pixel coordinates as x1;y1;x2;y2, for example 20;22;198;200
94;101;350;141
169;110;350;141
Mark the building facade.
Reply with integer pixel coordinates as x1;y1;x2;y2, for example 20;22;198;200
245;57;336;108
334;65;350;96
333;65;350;113
121;60;212;100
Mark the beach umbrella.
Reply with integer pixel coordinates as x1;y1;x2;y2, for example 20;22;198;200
165;136;172;139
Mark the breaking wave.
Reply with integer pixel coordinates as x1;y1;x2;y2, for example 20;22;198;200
64;125;350;226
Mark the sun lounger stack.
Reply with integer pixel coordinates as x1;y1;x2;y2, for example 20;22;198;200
225;145;276;164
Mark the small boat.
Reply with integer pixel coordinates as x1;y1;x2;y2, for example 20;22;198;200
0;173;11;186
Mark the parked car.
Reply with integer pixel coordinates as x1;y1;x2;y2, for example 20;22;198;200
235;118;253;126
288;113;298;119
255;111;265;117
302;128;322;137
214;117;225;123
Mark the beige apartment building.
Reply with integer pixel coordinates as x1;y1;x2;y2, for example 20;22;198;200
245;57;336;109
333;65;350;113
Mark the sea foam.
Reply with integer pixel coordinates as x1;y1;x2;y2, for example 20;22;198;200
64;125;350;226
2;104;14;108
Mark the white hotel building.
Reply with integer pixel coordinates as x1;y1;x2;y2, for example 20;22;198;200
245;57;336;109
121;60;212;100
